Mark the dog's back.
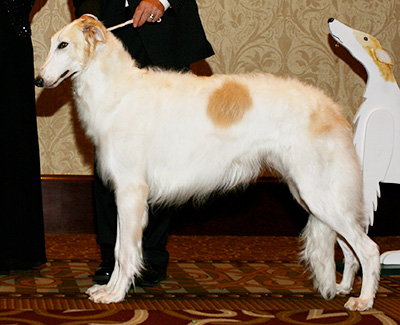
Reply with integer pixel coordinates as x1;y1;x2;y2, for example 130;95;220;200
81;59;352;205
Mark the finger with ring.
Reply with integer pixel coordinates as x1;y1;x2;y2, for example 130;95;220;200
149;13;155;20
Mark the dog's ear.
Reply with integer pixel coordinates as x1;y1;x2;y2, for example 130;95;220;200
374;48;394;66
80;15;107;43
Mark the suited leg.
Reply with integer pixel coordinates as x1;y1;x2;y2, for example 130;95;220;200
143;205;172;270
93;168;117;259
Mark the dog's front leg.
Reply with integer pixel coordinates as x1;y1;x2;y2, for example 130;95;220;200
86;183;149;303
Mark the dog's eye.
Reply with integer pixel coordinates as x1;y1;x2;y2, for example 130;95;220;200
58;42;69;49
364;37;369;41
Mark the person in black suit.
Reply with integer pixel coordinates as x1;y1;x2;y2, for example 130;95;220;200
0;0;47;275
73;0;214;286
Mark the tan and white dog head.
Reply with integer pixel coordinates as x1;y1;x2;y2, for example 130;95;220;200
328;18;394;82
35;15;108;88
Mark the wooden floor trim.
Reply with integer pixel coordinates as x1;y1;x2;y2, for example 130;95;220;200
41;174;93;182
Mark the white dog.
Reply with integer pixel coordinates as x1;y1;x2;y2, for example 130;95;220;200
35;15;380;311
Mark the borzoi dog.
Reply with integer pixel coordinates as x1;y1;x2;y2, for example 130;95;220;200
35;15;380;311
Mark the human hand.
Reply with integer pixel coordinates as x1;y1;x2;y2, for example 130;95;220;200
133;0;165;28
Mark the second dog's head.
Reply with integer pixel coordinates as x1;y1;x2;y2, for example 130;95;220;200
35;15;108;88
328;18;394;82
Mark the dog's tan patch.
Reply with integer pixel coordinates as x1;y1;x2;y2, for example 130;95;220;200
207;80;253;128
309;102;350;136
354;31;395;83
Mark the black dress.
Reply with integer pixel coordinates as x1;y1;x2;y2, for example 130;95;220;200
0;0;47;270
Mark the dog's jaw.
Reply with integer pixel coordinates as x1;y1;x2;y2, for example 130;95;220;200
35;69;76;88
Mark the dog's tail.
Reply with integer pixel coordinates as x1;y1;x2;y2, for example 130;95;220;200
299;215;337;300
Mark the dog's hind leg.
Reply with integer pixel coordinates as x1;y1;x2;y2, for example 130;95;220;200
299;194;379;310
336;236;359;295
86;182;149;303
337;227;380;311
286;180;338;299
292;158;380;311
299;215;337;300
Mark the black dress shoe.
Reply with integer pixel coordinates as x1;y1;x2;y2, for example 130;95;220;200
93;259;167;287
134;263;167;287
93;259;114;284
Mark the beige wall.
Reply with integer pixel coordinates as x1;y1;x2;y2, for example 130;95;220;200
32;0;400;175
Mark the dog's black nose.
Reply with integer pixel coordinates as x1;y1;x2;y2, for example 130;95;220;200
34;77;44;87
328;18;335;23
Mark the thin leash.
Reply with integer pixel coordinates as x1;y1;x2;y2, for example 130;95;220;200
84;14;161;32
107;19;134;31
107;18;162;32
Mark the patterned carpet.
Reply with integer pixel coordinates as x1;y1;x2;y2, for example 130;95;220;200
0;235;399;324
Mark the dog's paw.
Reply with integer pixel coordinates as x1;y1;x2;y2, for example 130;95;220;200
336;283;352;295
344;297;373;311
89;291;125;304
86;284;125;304
319;285;337;301
85;284;104;296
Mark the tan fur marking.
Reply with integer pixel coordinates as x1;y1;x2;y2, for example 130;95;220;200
354;31;395;82
309;102;351;136
78;16;108;62
207;80;253;127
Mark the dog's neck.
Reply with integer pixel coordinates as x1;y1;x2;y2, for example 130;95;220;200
73;34;142;99
71;33;144;142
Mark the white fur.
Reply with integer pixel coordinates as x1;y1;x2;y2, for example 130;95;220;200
35;15;380;310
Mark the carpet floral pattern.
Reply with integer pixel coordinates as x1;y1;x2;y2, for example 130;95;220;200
0;309;397;324
0;235;399;324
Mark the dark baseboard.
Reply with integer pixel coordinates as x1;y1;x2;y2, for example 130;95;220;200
41;175;400;237
41;175;94;234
